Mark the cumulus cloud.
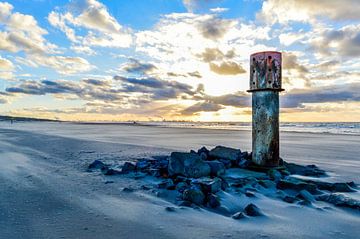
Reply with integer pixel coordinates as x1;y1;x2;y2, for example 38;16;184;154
258;0;360;24
197;48;235;62
282;83;360;108
0;55;14;79
121;59;157;75
48;0;132;51
182;101;224;115
197;16;235;40
209;61;246;75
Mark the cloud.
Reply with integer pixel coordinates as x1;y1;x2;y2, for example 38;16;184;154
197;16;235;40
0;56;14;80
258;0;360;24
310;24;360;57
121;59;157;75
48;0;132;51
182;0;220;12
283;52;308;74
282;83;360;108
182;101;224;115
209;61;246;75
197;48;235;62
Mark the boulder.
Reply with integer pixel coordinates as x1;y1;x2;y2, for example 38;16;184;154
218;158;232;169
283;162;326;177
283;195;297;203
88;160;107;170
101;167;122;175
268;169;282;181
244;203;264;216
168;152;211;178
197;146;209;155
176;182;188;193
276;179;317;193
232;212;246;219
193;177;222;194
122;162;136;173
182;187;205;205
206;160;226;176
298;190;315;203
208;194;221;208
199;152;208;161
136;160;151;171
237;159;250;168
317;193;360;210
300;180;356;193
209;146;241;162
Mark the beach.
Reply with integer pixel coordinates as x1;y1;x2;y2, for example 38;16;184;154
0;122;359;239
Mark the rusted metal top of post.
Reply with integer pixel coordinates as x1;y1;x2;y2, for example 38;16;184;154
247;51;284;92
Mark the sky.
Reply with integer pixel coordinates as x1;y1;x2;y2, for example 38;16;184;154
0;0;359;122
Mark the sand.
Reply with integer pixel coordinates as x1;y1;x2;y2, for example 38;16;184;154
0;122;359;239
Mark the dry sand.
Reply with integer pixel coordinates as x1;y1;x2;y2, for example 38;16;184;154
0;122;359;239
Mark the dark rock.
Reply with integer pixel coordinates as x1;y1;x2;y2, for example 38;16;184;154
104;180;114;184
136;160;151;171
197;146;209;155
193;177;222;194
317;193;360;210
176;182;189;193
88;160;107;170
218;158;232;169
209;146;241;162
237;159;250;168
232;212;246;219
258;180;275;188
206;160;226;176
199;152;208;161
122;187;134;192
283;162;326;177
122;162;136;173
301;180;356;193
182;187;205;205
298;200;312;206
298;190;315;203
101;167;122;175
141;185;151;190
244;203;264;216
276;179;317;193
221;180;230;191
245;191;256;197
165;206;176;212
268;169;282;181
208;194;221;208
157;179;175;190
283;195;297;203
168;152;211;178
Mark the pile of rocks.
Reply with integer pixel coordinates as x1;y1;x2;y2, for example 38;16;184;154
88;145;359;216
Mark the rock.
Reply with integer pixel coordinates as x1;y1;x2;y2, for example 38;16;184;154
258;180;275;188
141;185;151;190
136;160;151;171
88;160;107;170
268;169;282;181
218;158;232;169
276;179;317;193
298;190;315;203
208;194;221;208
193;177;222;194
199;152;208;161
298;200;312;206
182;187;205;205
122;187;135;192
165;206;176;212
332;183;356;192
206;160;226;176
122;162;136;173
283;162;326;177
176;182;188;193
157;179;175;190
244;203;264;216
209;146;241;162
245;191;256;197
168;152;211;178
197;146;209;155
317;193;360;210
237;159;250;168
283;195;297;203
101;167;122;175
232;212;246;219
104;180;114;184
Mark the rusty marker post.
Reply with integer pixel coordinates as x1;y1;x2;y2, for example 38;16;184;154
247;51;283;167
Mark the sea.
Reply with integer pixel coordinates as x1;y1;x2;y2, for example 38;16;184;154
141;121;360;135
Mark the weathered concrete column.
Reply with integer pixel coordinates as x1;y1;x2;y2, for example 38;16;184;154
247;51;283;167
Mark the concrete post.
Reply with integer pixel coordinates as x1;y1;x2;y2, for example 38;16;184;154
247;51;283;167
